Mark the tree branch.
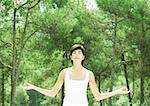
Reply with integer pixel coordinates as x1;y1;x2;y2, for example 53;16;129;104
22;29;38;50
29;0;41;10
0;58;12;69
0;39;12;48
16;1;29;10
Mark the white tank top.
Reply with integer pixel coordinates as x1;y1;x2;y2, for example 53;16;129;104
63;67;89;106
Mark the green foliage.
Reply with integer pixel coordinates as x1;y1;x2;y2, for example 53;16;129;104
115;95;130;106
15;86;29;106
51;0;68;7
0;0;149;105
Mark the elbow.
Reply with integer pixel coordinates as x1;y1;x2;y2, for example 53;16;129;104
95;94;104;101
95;96;100;101
48;90;56;97
96;97;103;101
50;94;55;97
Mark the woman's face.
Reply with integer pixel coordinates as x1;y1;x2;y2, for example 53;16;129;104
70;49;85;64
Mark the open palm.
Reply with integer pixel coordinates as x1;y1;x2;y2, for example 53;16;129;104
117;87;130;94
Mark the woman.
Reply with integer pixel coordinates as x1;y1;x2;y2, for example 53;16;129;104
23;44;130;106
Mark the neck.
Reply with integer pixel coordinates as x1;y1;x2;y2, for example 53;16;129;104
72;63;83;71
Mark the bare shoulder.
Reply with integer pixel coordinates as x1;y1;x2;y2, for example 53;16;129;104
59;69;65;76
59;67;71;78
87;70;95;82
88;70;94;75
84;68;95;82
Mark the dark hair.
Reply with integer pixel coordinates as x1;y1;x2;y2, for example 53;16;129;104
70;44;86;65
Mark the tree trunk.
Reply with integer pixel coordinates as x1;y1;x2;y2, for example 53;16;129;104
10;1;41;106
140;11;145;105
11;1;41;105
131;60;135;99
2;68;5;106
98;75;102;106
10;8;17;106
16;6;30;87
121;52;132;106
108;68;114;106
140;60;144;105
109;16;117;106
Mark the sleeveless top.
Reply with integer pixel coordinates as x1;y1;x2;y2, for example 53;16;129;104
63;67;90;106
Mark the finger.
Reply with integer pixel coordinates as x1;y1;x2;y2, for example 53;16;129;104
125;90;130;94
128;90;131;93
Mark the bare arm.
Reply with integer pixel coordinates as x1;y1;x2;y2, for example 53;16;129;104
89;71;129;101
23;70;65;97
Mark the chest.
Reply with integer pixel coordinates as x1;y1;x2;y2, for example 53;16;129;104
69;71;86;80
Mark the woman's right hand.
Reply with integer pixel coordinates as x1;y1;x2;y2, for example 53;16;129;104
23;83;35;90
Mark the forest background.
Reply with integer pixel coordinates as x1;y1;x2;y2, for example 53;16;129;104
0;0;149;106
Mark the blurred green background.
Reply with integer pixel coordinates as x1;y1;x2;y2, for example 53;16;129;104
0;0;149;106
